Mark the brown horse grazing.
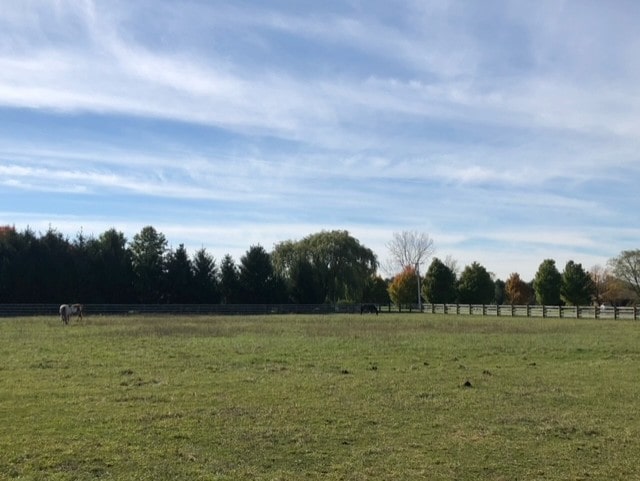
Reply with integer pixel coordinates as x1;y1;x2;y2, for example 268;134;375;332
59;304;83;324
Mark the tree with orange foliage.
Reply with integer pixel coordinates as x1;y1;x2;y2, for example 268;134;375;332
505;272;533;305
388;266;419;307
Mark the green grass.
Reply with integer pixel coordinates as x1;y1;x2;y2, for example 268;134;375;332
1;314;639;480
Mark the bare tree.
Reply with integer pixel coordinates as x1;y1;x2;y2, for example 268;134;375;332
386;231;435;311
589;264;609;305
608;250;640;302
443;255;460;278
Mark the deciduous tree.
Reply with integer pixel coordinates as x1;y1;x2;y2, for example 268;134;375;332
287;256;323;304
273;230;377;303
608;250;640;301
505;273;533;305
388;266;418;307
386;231;434;310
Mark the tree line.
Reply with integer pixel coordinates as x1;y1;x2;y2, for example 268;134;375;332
389;255;639;307
0;225;638;306
0;226;385;305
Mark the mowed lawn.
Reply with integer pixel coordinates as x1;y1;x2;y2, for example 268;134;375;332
1;314;639;480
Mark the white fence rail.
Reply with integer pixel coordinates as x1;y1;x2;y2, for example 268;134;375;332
419;303;638;320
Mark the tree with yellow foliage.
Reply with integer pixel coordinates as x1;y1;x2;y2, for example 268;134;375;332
505;272;533;305
388;266;419;307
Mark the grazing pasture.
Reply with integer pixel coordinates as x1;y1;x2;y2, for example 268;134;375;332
1;314;639;480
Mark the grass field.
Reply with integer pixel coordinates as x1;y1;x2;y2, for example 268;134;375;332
1;313;639;480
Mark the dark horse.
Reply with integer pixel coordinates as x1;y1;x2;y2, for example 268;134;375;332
360;304;378;315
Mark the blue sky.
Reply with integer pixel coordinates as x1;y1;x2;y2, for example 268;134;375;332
1;0;639;280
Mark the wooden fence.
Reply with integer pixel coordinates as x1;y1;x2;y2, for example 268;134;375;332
0;303;637;320
416;303;638;320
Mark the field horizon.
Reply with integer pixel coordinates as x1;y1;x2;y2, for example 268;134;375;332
1;314;639;480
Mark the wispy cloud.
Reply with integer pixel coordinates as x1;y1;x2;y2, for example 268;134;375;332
3;1;638;143
1;0;638;279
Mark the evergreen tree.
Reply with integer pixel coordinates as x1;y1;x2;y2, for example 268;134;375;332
561;260;594;306
219;254;240;304
239;245;284;303
130;226;167;303
165;244;194;303
11;228;40;302
38;227;75;302
534;259;562;305
423;258;457;303
494;278;506;305
362;275;390;304
192;248;220;303
0;226;20;302
457;262;495;304
71;230;93;301
92;229;134;303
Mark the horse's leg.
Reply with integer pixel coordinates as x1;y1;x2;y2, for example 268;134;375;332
71;304;83;321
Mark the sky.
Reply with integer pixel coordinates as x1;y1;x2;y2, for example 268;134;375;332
1;0;639;281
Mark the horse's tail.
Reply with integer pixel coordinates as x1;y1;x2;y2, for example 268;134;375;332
59;304;69;324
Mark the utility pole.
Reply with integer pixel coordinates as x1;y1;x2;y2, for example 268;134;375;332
416;262;422;311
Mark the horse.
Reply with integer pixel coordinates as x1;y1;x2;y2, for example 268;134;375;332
360;304;379;315
59;304;83;324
